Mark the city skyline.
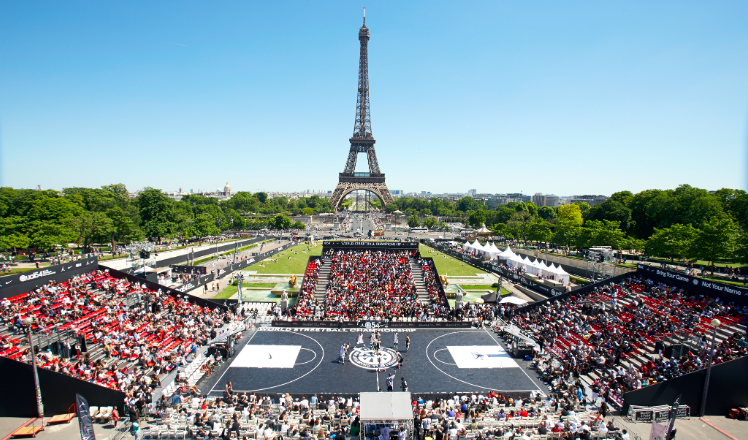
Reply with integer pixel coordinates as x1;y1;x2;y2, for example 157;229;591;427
1;1;747;194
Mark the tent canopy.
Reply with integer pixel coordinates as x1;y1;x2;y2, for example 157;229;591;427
500;296;529;305
359;392;413;421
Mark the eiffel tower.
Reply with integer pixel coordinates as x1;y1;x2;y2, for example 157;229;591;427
329;11;394;211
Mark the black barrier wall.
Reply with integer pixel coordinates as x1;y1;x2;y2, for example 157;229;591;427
119;237;266;275
178;241;295;296
622;355;748;416
271;320;472;329
0;257;98;299
322;241;419;251
636;264;748;304
0;356;126;417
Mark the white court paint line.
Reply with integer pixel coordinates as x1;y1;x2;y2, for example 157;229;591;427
433;348;457;366
483;328;546;397
218;331;325;393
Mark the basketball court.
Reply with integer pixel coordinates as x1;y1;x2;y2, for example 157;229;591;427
201;327;544;396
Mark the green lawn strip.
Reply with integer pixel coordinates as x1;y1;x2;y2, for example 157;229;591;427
456;284;496;290
214;286;238;299
645;257;746;269
699;276;748;288
243;245;323;275
239;282;276;288
419;244;488;277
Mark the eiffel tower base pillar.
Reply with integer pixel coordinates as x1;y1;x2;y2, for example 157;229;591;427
330;182;394;211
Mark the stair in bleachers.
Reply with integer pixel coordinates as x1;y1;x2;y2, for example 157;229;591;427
313;259;330;302
409;259;430;303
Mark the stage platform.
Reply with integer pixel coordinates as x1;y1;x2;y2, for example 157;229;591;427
199;327;545;397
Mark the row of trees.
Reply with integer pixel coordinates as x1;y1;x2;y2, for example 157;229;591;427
399;185;746;265
0;186;315;253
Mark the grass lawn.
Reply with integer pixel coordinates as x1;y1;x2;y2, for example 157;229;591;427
456;284;496;290
645;257;746;269
699;275;748;288
419;244;488;277
244;244;323;275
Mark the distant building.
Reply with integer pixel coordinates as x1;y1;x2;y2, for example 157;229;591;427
391;190;403;195
224;182;231;197
532;193;561;208
570;195;608;207
468;189;477;196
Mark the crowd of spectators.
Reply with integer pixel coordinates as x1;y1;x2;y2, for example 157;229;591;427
511;275;747;407
321;249;418;320
0;269;234;394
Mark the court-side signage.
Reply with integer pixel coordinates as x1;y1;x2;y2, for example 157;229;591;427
322;241;419;250
272;320;472;329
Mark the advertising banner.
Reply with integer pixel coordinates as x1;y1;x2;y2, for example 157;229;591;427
75;394;97;440
0;257;98;299
637;264;748;299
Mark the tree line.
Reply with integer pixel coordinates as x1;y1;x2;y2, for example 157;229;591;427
0;185;326;252
387;185;747;265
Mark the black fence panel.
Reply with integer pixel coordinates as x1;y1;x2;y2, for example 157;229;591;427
622;355;748;416
0;356;127;417
0;257;98;299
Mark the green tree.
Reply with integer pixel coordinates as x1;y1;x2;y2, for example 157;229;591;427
538;206;557;221
292;220;306;229
525;201;539;217
494;206;516;224
586;199;633;231
468;210;487;228
558;204;583;226
552;220;581;254
508;211;534;244
255;192;268;204
302;207;314;215
576;220;627;249
407;216;421;228
691;215;738;267
138;188;176;242
572;201;591;219
271;214;293;230
422;217;437;229
645;224;699;262
68;211;113;252
106;207;141;250
528;219;552;244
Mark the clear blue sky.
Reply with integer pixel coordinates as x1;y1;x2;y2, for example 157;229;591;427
1;1;747;195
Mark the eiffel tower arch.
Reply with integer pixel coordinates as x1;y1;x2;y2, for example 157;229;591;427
329;12;394;211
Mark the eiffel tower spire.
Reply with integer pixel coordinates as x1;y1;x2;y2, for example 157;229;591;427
329;12;393;211
353;9;372;139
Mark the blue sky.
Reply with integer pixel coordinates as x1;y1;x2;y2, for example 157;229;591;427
1;1;747;195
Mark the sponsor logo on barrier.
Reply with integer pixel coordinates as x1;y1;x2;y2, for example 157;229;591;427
177;283;195;292
638;264;745;297
19;269;57;282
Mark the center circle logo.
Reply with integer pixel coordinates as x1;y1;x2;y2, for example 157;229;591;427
349;347;399;370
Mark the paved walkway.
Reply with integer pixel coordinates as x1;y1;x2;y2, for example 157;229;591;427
611;415;748;440
186;240;291;300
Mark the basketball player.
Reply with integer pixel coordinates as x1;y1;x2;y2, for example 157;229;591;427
356;332;364;347
405;333;411;352
393;332;399;351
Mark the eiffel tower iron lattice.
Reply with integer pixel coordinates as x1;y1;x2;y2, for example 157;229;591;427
329;13;394;211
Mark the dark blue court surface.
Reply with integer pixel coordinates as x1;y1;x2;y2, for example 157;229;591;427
201;328;543;396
